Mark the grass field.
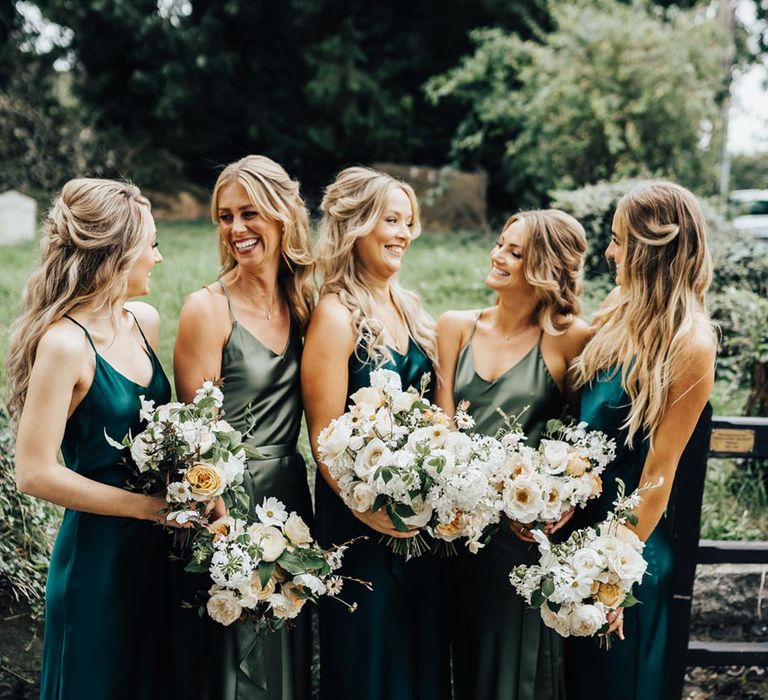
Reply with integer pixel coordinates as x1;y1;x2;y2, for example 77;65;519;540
0;221;765;539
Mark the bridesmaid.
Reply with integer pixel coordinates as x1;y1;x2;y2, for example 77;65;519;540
9;179;175;700
435;210;591;700
173;155;314;699
565;181;716;700
302;166;450;700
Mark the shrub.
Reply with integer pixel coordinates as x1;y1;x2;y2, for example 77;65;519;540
0;409;59;619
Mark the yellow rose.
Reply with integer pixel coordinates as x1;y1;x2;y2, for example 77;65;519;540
589;473;602;497
565;452;590;477
596;581;624;608
185;463;224;500
435;513;462;540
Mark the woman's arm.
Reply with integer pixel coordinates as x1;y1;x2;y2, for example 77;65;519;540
434;311;468;418
302;295;414;538
15;324;169;523
173;289;229;403
630;327;716;540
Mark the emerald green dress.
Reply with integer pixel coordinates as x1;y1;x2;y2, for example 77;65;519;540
565;368;673;700
172;281;312;700
451;320;565;700
314;339;451;700
41;314;172;700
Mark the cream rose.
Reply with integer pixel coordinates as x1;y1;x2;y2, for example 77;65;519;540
252;525;287;562
349;482;376;513
541;440;569;475
350;386;385;409
354;438;390;479
284;513;312;546
238;571;276;608
207;589;243;626
568;603;605;637
185;463;224;501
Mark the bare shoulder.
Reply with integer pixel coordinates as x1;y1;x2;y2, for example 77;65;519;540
179;285;228;326
124;301;159;333
36;320;90;368
311;294;353;329
678;318;717;370
437;309;479;344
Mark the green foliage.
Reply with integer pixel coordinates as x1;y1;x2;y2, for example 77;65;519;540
729;152;768;192
0;410;60;618
426;0;729;205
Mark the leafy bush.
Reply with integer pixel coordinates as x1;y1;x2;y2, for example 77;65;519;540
0;409;59;619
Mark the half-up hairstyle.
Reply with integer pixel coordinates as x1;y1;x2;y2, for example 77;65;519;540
314;166;437;366
503;209;586;334
571;181;715;446
211;155;314;329
7;178;152;425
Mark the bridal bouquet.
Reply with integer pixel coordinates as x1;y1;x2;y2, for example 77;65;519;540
317;370;506;557
107;381;250;525
499;417;615;526
509;479;658;645
186;497;367;633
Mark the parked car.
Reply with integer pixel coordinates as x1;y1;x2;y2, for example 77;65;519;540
730;189;768;239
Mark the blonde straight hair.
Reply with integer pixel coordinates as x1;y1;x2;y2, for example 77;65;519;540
6;178;153;425
503;210;586;334
210;155;314;329
315;166;437;366
571;181;715;446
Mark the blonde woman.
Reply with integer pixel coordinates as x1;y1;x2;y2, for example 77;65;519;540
435;210;590;700
8;179;175;699
565;182;716;700
172;155;314;700
302;167;450;700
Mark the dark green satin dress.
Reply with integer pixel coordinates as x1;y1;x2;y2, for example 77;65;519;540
41;314;172;700
314;339;451;700
565;368;673;700
172;281;312;700
451;320;565;700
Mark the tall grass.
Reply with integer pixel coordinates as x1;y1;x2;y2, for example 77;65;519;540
0;221;764;539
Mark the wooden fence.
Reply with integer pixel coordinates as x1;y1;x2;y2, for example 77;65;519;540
667;408;768;698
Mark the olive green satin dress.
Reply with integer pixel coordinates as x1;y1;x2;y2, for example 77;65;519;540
314;339;451;700
41;314;173;700
451;319;565;700
565;368;674;700
172;281;312;700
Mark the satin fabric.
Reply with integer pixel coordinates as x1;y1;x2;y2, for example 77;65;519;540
450;321;566;700
41;315;173;700
314;340;451;700
565;367;674;700
171;282;312;700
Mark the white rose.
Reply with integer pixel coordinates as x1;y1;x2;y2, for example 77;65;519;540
284;513;312;546
207;589;243;626
318;420;353;462
541;440;569;475
541;603;573;637
349;482;376;512
350;386;386;409
130;435;154;472
570;547;606;578
392;391;417;413
605;542;647;583
270;583;306;619
502;476;545;523
374;407;395;439
568;603;606;637
155;401;185;422
218;452;246;484
369;369;402;392
250;525;287;562
600;522;643;550
354;438;391;479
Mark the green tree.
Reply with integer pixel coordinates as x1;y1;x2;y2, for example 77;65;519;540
426;0;730;207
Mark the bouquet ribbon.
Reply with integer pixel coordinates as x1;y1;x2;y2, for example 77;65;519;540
236;624;268;693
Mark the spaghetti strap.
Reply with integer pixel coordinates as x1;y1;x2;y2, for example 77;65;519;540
124;309;153;353
217;279;236;322
63;314;97;352
468;311;482;342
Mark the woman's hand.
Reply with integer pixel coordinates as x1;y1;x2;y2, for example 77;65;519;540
144;495;193;529
206;496;228;520
352;508;418;538
507;517;537;543
606;607;625;639
544;507;575;535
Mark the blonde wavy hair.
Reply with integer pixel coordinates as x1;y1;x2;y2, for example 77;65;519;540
314;166;437;366
211;155;314;328
571;181;715;446
503;209;586;334
6;178;153;426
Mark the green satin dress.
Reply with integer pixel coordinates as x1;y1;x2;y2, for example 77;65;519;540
565;368;673;700
172;281;312;700
41;314;173;700
451;320;565;700
314;339;451;700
